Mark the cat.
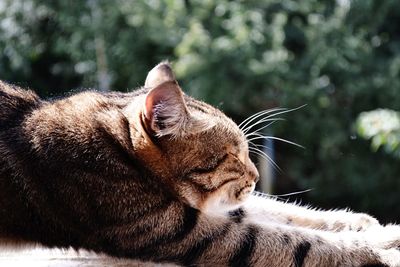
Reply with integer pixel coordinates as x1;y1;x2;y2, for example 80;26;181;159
0;61;399;267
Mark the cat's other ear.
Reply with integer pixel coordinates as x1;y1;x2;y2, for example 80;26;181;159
143;81;189;137
145;61;176;88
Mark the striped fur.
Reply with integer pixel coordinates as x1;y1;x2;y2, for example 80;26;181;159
0;63;399;266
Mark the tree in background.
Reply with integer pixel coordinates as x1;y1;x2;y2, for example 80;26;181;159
1;0;399;222
357;109;400;158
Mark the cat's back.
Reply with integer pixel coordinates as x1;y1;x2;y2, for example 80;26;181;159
0;81;40;128
0;84;150;241
0;80;41;170
0;82;42;234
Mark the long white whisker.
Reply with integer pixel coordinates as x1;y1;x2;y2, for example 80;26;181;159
239;108;287;129
249;146;267;156
245;119;283;138
249;138;278;154
251;148;278;166
252;191;287;201
238;110;272;129
239;108;287;131
252;189;313;201
246;133;266;143
247;136;304;149
249;147;282;172
273;189;314;197
248;141;276;166
243;117;284;134
252;143;273;152
243;118;285;136
247;132;265;138
238;111;267;129
249;149;277;170
242;105;307;134
248;140;258;149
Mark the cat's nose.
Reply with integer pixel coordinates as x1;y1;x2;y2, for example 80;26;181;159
247;160;259;182
247;170;259;183
254;175;260;183
249;169;259;183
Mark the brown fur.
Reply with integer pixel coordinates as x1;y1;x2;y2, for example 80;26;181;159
0;63;399;266
0;63;257;258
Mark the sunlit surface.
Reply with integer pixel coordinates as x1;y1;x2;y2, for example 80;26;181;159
0;240;176;267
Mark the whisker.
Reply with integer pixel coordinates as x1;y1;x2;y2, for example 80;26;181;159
248;142;273;155
247;136;304;149
239;108;287;131
251;191;287;201
246;133;265;140
244;118;284;136
247;140;258;148
252;143;273;152
246;122;282;140
248;145;278;170
246;132;265;139
249;147;282;173
252;189;313;201
273;189;313;197
242;105;307;134
238;110;267;129
249;150;280;173
245;119;285;137
243;117;282;134
239;108;286;129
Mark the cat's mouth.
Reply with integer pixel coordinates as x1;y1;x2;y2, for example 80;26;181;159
235;182;256;201
202;180;256;211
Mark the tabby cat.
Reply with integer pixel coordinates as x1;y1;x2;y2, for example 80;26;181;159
0;62;399;267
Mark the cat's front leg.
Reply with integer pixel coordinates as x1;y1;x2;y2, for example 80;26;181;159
363;224;400;250
239;193;379;232
92;203;400;266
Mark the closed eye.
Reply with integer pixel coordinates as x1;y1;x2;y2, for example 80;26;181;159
227;152;245;169
189;153;228;174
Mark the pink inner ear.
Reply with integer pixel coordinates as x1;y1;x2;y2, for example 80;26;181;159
144;81;185;124
144;89;158;122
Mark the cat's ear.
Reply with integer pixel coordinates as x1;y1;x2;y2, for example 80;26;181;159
143;61;212;137
145;61;176;88
143;81;189;137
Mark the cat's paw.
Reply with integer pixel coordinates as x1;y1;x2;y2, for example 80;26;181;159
333;212;379;232
347;213;380;231
377;248;400;266
364;224;400;250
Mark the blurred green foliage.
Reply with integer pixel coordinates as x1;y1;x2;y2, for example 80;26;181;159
357;109;400;158
1;0;399;222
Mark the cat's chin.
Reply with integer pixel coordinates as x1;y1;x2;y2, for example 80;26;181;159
235;182;256;202
201;184;255;217
202;200;243;217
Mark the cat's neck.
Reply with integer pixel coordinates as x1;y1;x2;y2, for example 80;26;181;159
123;96;173;179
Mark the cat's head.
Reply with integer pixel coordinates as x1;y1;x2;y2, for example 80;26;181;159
135;62;259;213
